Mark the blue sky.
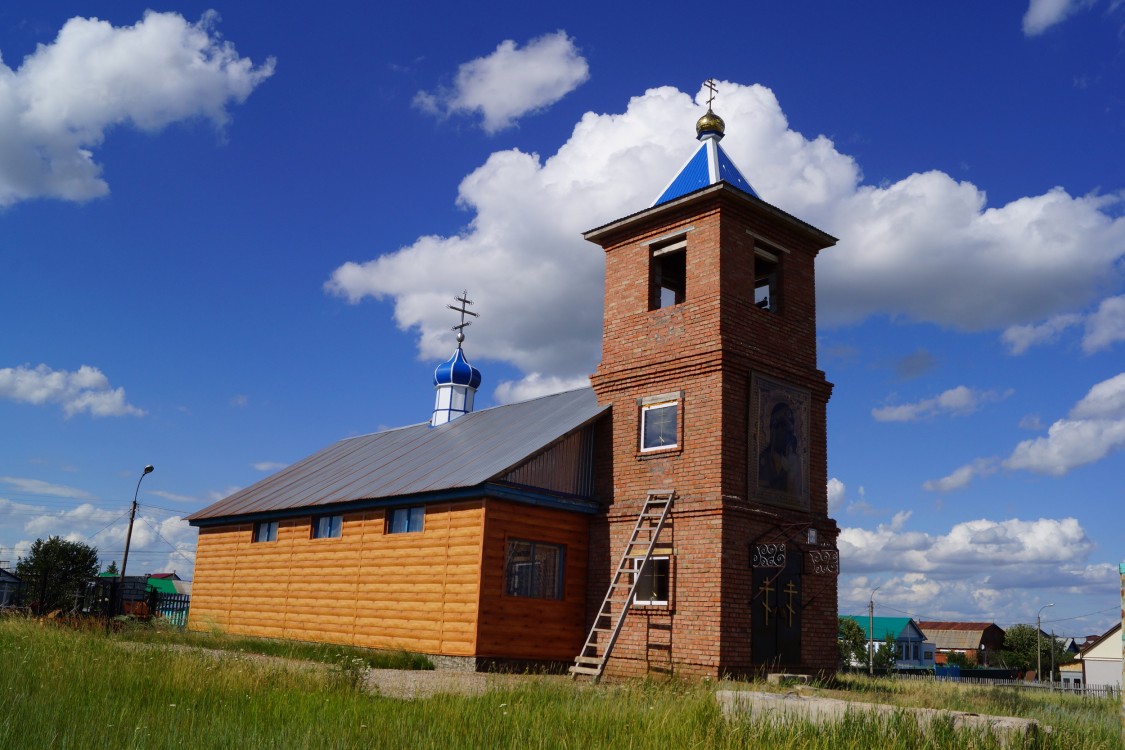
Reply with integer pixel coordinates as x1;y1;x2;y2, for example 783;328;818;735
1;1;1123;639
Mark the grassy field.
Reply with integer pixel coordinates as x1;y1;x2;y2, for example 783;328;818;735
1;616;1119;749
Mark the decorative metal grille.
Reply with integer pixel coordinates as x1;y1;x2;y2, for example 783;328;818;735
751;543;786;568
809;549;839;575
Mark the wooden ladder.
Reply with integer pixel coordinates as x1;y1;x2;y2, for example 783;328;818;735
569;490;674;682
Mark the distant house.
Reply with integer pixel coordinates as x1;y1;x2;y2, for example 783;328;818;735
0;563;22;607
1075;622;1122;689
841;615;935;668
916;621;1005;666
1059;661;1083;689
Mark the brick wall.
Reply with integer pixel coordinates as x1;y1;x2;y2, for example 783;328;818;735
585;185;839;679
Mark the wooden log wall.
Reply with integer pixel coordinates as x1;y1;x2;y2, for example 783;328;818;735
475;499;590;661
189;501;485;656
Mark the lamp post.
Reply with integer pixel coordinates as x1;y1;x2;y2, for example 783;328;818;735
119;465;154;581
1036;602;1054;684
868;584;881;676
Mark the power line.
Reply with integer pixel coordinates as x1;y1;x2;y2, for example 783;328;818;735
137;515;197;568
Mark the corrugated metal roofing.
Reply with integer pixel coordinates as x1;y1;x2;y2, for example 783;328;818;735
187;387;608;523
842;615;919;641
916;622;1001;650
652;139;758;207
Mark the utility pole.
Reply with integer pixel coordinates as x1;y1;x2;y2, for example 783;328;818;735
1050;629;1055;692
120;465;154;582
1036;603;1053;685
868;585;880;676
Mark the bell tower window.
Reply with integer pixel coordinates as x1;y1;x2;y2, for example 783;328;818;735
650;237;687;310
754;245;780;313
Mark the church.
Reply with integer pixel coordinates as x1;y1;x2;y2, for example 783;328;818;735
187;90;840;680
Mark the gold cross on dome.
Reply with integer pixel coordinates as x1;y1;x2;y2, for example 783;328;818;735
704;78;718;109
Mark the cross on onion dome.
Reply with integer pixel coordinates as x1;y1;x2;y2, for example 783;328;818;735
447;290;479;348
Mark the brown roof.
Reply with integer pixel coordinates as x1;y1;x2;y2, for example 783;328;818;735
917;622;1004;651
917;621;998;631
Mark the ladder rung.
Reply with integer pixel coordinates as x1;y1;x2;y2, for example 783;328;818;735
574;655;601;664
569;666;601;676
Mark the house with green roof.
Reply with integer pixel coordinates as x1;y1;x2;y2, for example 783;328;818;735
841;615;935;669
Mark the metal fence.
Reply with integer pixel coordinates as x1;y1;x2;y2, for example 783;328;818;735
0;570;189;628
892;671;1121;699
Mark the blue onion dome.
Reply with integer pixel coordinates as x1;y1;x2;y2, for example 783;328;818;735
433;347;482;388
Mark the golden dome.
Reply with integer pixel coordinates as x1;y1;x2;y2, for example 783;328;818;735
696;109;725;137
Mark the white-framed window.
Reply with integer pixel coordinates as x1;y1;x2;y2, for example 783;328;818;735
633;556;670;606
641;400;678;452
253;520;278;543
504;540;564;599
312;514;342;539
387;506;424;534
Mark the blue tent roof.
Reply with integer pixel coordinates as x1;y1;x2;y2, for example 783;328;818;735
653;131;758;207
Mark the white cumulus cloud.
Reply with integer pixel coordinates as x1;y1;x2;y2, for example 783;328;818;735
1083;294;1125;352
0;476;95;499
328;81;1125;400
414;31;588;133
1002;313;1083;354
493;374;591;405
1005;372;1125;474
826;477;846;513
838;513;1116;624
872;386;1011;422
921;458;1000;493
1023;0;1095;35
0;10;274;206
0;364;144;417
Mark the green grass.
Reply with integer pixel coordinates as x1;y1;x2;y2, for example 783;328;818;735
1;616;1119;749
111;617;433;671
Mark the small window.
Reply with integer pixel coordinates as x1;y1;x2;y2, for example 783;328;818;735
641;401;678;452
650;238;686;310
387;506;424;534
504;540;564;599
754;246;780;312
633;556;670;606
312;514;342;539
253;520;278;543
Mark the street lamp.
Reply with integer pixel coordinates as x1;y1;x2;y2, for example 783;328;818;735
1036;602;1054;684
120;465;154;581
868;584;881;676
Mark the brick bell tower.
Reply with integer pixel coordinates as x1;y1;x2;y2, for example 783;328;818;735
581;88;840;679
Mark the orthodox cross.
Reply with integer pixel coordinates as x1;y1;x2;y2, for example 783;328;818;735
758;578;776;626
783;581;799;626
704;78;718;109
447;290;479;347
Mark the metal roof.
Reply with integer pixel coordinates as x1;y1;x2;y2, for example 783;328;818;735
652;138;758;207
187;387;608;524
916;622;1002;650
842;615;923;641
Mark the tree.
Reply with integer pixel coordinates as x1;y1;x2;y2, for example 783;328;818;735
872;632;898;672
945;650;972;669
999;623;1042;673
16;536;99;613
838;617;868;667
103;560;119;575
